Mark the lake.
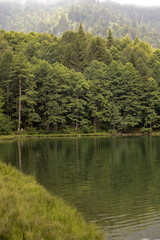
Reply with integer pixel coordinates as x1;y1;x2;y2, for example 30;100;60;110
1;136;160;240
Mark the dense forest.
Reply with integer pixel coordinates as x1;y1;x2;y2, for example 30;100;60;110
1;0;160;47
0;24;160;134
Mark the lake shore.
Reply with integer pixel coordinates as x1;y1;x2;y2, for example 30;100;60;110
0;131;160;141
0;161;103;240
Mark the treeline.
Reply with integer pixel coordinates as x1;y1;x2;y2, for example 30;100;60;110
0;0;160;47
0;25;160;134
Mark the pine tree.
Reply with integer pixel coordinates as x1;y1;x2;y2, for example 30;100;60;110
63;23;87;72
133;36;140;46
88;36;112;65
107;27;114;49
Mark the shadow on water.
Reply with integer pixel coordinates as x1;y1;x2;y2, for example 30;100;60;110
1;136;160;240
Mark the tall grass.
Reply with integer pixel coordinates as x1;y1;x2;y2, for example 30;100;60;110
0;162;103;240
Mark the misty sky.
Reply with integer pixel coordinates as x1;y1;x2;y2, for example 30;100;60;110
112;0;160;7
1;0;160;7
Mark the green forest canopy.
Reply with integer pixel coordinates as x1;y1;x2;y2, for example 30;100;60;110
0;25;160;134
0;0;160;47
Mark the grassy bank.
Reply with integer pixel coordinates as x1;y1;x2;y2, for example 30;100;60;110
0;162;103;240
0;131;160;141
0;133;111;141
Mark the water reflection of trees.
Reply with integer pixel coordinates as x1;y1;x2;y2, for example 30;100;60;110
0;137;160;226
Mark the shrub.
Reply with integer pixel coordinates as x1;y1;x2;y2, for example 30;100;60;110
0;116;12;135
140;127;152;134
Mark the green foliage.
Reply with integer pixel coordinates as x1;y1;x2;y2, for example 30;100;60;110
0;90;12;135
88;36;112;65
0;28;160;134
140;127;152;134
63;24;88;72
84;60;111;131
0;115;12;135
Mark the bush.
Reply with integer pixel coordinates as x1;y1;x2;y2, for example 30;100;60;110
61;126;74;134
80;125;94;133
26;127;38;135
109;129;118;134
0;116;12;135
140;127;152;134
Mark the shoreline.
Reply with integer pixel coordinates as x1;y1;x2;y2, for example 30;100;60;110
0;132;160;141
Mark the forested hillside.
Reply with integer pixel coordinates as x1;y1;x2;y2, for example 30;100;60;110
0;0;160;47
0;25;160;134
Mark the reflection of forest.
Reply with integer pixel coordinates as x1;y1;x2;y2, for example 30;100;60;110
1;137;160;239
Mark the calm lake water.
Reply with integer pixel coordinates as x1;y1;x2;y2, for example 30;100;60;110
1;136;160;240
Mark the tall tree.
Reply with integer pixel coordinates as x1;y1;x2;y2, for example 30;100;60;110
33;59;53;130
0;89;12;134
141;77;160;131
88;36;112;65
67;71;88;131
109;62;143;132
63;23;88;72
107;27;114;49
0;51;13;116
84;60;112;131
9;53;37;130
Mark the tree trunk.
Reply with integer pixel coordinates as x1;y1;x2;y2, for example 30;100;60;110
18;79;21;131
150;121;152;132
75;92;79;131
54;123;57;132
124;124;127;133
47;116;50;130
6;85;9;116
75;118;78;131
72;119;75;130
94;116;97;132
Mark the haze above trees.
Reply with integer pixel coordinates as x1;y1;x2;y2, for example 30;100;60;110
0;0;160;47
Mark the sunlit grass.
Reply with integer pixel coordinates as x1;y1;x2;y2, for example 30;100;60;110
0;133;110;141
0;162;103;240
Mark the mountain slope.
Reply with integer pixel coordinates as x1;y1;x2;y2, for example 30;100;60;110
0;0;160;47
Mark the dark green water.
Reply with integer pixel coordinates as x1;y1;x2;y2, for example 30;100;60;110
1;136;160;240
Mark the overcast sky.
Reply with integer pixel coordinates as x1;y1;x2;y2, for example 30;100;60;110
1;0;160;7
112;0;160;7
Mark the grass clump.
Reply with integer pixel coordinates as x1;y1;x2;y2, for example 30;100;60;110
0;162;103;240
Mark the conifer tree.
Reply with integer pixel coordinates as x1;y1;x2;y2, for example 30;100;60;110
63;23;87;72
107;27;114;49
88;36;112;65
133;36;140;46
